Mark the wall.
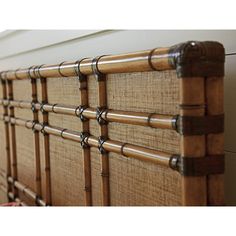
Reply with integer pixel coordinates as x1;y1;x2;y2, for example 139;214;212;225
0;30;235;205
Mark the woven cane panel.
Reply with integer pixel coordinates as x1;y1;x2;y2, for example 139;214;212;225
15;126;36;191
49;136;85;206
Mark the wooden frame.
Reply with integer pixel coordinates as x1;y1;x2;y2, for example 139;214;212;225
0;41;225;206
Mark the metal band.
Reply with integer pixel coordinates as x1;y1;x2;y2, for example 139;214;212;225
120;143;128;157
37;64;45;78
52;104;58;113
31;102;36;113
91;55;106;81
98;136;107;154
40;103;47;114
75;58;87;82
75;105;88;122
148;48;158;71
15;69;21;80
147;113;156;128
96;107;108;125
40;123;47;136
58;61;67;77
175;114;224;135
80;132;90;149
28;66;35;79
31;121;38;132
60;128;67;139
169;154;225;176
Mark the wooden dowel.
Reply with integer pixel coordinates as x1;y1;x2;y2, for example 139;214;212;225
8;192;27;206
0;99;176;130
7;80;18;198
1;47;173;80
77;63;92;206
39;76;52;206
2;116;173;168
0;79;12;200
30;77;42;203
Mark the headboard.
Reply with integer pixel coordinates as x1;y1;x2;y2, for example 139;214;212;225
0;41;225;206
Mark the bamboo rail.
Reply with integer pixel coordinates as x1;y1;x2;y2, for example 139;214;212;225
0;99;176;130
0;47;173;81
1;116;173;168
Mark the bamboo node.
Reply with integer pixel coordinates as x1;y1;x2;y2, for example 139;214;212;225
58;61;68;77
60;128;67;139
75;58;87;81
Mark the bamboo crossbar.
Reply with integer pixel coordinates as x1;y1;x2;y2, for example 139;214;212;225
1;116;173;168
0;99;175;130
0;171;28;206
0;47;173;81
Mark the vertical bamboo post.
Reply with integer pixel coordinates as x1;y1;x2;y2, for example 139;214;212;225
37;67;52;206
29;67;42;204
179;78;207;205
7;80;18;198
0;76;12;200
75;60;92;206
92;57;110;206
205;76;224;205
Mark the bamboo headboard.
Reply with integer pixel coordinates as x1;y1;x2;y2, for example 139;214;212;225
0;41;225;206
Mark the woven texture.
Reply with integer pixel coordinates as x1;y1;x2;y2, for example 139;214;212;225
0;70;182;206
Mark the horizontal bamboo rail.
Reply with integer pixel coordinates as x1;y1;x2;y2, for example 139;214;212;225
0;169;45;206
1;116;175;168
0;177;27;206
0;47;173;81
7;176;46;206
0;99;176;130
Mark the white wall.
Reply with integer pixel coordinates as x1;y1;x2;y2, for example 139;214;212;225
0;30;235;205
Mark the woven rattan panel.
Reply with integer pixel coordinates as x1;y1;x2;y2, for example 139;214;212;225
0;71;181;206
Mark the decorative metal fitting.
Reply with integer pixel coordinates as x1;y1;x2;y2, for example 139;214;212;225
31;121;38;132
80;132;90;149
75;105;88;122
40;103;46;114
75;58;87;82
98;136;107;154
15;69;21;80
40;123;47;136
96;107;108;125
91;56;106;81
31;102;36;113
58;61;67;77
52;103;58;113
148;48;159;71
60;128;67;139
169;155;180;171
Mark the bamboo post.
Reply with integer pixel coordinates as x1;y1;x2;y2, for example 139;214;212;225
75;60;92;206
179;78;207;205
7;80;18;199
0;75;12;201
37;67;52;206
92;57;110;206
205;76;224;205
29;67;42;204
